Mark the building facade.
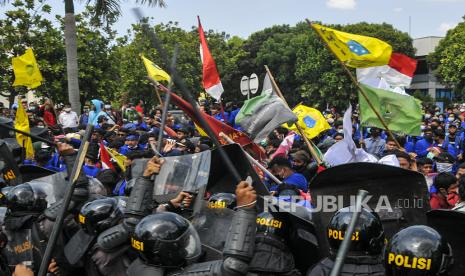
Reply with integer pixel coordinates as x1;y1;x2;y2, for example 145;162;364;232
407;36;453;105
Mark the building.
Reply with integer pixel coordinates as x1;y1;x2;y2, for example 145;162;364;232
407;36;453;105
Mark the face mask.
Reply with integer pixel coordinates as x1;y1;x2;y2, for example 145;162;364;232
426;152;436;160
327;118;334;124
337;129;344;134
37;125;45;128
420;125;426;130
64;108;71;112
424;134;433;141
292;164;305;171
439;118;444;122
448;117;454;122
424;114;431;119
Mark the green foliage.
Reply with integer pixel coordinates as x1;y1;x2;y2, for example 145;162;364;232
1;2;415;111
429;17;465;98
0;1;120;106
0;0;64;105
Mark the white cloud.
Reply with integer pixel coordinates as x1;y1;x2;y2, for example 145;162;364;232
326;0;357;10
438;22;458;34
393;7;404;12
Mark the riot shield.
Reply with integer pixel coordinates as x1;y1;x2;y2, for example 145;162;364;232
27;172;68;207
208;144;269;199
18;165;56;183
0;140;21;185
310;162;429;257
153;151;211;203
262;199;321;273
427;209;465;276
190;200;235;260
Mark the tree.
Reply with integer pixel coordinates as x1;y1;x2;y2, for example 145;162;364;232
63;0;166;115
429;17;465;98
0;0;65;106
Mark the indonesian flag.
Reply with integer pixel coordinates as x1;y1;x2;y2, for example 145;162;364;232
356;53;417;89
198;16;224;101
270;132;295;159
99;141;115;171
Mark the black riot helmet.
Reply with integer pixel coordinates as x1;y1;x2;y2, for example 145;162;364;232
256;211;289;241
0;186;12;206
208;192;237;209
384;225;453;276
78;197;124;235
6;183;47;213
131;212;201;268
327;206;384;256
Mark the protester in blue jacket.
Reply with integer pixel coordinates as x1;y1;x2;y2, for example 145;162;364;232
414;128;434;158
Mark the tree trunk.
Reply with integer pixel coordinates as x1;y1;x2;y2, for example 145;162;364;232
64;0;81;115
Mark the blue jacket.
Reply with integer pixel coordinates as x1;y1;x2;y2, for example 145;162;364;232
83;164;100;178
269;173;308;193
119;144;142;155
414;138;433;158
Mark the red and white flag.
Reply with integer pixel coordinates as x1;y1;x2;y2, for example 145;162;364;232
356;53;417;89
198;16;224;101
99;142;115;171
271;132;295;159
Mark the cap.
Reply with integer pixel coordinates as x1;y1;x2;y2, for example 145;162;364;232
291;150;310;163
126;135;139;141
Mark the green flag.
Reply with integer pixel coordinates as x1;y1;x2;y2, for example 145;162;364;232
235;73;297;143
359;84;422;136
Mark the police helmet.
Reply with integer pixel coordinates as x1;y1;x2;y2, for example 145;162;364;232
256;211;289;241
6;183;48;213
384;225;453;276
0;186;12;206
208;192;236;209
327;206;384;255
78;197;124;235
131;212;201;267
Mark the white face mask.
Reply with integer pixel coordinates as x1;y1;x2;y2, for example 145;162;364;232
327;118;334;124
448;117;454;122
337;129;344;134
64;108;71;112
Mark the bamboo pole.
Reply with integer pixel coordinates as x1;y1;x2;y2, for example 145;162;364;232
264;65;323;165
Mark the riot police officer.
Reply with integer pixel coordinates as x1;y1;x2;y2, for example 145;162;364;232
384;225;453;276
65;197;129;275
2;142;91;275
249;211;302;276
307;206;385;276
127;180;257;275
2;183;48;273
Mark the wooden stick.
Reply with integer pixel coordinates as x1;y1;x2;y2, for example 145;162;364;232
306;20;402;149
264;65;323;165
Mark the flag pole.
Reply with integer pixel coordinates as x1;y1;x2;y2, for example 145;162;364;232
151;82;164;109
306;20;402;149
133;8;242;183
264;65;323;165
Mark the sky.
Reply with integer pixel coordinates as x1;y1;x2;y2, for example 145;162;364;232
1;0;465;39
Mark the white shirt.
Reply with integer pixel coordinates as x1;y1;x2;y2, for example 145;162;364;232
59;111;79;128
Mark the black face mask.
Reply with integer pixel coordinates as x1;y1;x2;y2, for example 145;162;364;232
424;134;433;142
292;164;305;172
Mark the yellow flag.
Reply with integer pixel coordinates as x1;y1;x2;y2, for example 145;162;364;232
12;48;43;89
141;55;171;82
195;123;208;137
106;147;127;172
15;102;34;159
285;104;331;139
312;23;392;68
